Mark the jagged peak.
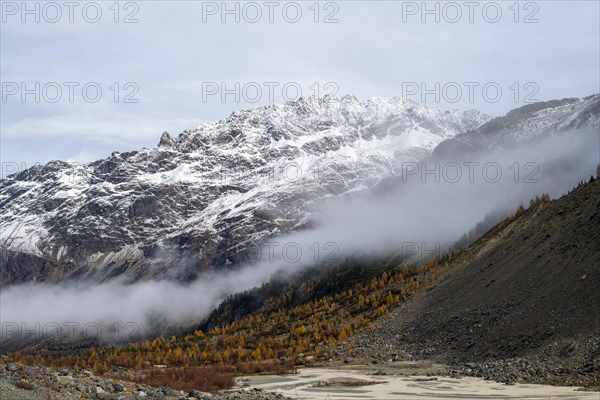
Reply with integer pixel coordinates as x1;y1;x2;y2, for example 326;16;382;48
158;131;176;148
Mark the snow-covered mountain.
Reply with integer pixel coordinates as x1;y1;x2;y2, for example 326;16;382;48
0;96;491;285
433;95;600;159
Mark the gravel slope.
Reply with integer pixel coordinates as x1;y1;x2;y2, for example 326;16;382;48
341;178;600;388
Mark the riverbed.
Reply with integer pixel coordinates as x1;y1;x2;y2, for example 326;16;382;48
237;367;599;399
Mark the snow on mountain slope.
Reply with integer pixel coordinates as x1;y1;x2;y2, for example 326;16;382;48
432;94;600;158
0;96;490;285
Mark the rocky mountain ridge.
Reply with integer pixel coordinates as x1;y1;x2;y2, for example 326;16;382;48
433;94;600;158
0;96;490;285
1;94;598;286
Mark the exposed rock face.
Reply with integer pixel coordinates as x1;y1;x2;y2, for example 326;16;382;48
0;96;490;285
158;131;176;148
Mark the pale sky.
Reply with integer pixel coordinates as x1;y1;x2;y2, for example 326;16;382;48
1;1;599;174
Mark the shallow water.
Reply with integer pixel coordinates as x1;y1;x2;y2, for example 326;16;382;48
238;367;599;399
